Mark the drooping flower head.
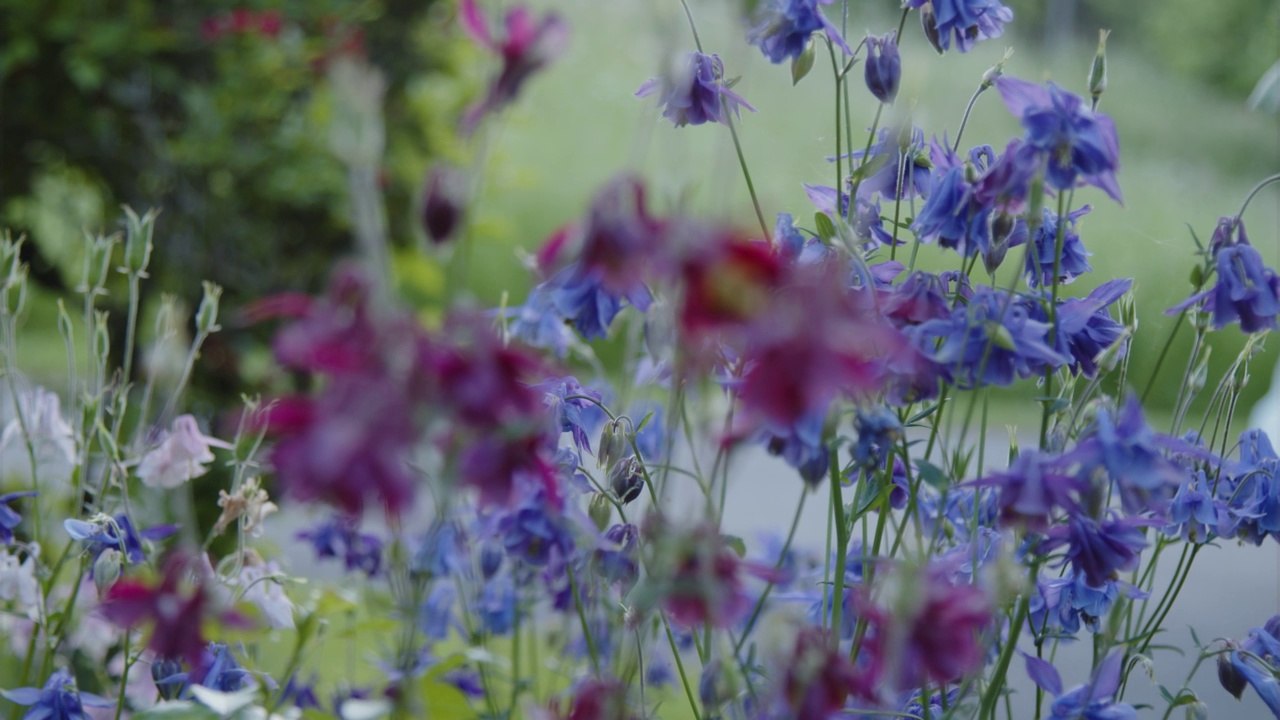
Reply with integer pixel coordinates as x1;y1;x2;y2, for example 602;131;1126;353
577;176;669;294
296;516;384;577
1042;513;1152;587
0;491;35;545
1169;217;1280;333
636;52;755;127
1024;651;1138;720
64;513;176;568
908;0;1013;54
137;415;231;489
1022;205;1093;287
864;32;901;104
458;0;569;133
975;450;1084;532
997;77;1121;202
1054;278;1131;378
747;0;851;64
0;669;114;720
1068;396;1191;514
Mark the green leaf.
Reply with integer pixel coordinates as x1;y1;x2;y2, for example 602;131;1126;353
814;212;836;242
790;39;815;85
634;411;655;434
916;460;949;491
722;534;747;558
421;681;476;719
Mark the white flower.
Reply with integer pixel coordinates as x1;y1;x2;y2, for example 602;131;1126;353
0;545;40;612
213;477;278;538
237;561;295;630
0;387;76;486
137;415;231;489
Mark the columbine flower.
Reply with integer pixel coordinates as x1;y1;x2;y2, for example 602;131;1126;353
852;406;902;469
0;491;35;544
997;76;1122;202
0;387;76;486
747;0;851;64
458;0;569;133
1024;651;1138;720
1170;218;1280;333
909;0;1013;54
767;624;871;717
1043;513;1151;587
0;669;114;720
421;163;468;245
848;126;932;203
546;264;653;341
645;520;776;629
1222;618;1280;715
296;517;384;577
137;415;231;489
536;377;604;455
881;271;952;328
100;552;246;674
912;287;1068;389
0;545;38;609
1069;396;1190;514
636;52;755;127
1055;278;1131;378
64;514;176;568
1022;205;1093;287
759;410;830;486
863;32;901;103
911;165;992;257
212;477;278;538
496;487;576;567
975;450;1084;532
1165;471;1220;543
235;559;295;630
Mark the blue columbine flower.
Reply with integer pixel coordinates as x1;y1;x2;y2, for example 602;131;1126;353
851;406;901;469
548;264;653;341
0;491;35;545
1165;470;1221;543
1024;651;1137;720
1053;278;1131;378
635;52;755;127
997;76;1122;202
863;32;901;103
1044;513;1151;587
1023;205;1093;287
912;287;1068;389
412;520;470;579
507;283;574;357
975;450;1084;532
64;514;176;568
760;409;829;485
909;0;1013;54
747;0;851;64
0;669;114;720
911;166;992;257
594;523;639;591
1219;429;1280;545
535;377;605;455
497;489;575;567
848;126;932;203
1170;221;1280;333
1068;396;1190;514
296;517;384;577
1225;619;1280;715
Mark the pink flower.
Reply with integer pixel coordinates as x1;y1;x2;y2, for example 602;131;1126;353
137;415;231;489
458;0;569;133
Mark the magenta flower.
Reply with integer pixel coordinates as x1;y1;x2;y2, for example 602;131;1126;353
776;626;873;717
458;0;569;133
578;176;669;294
636;52;755;127
99;553;246;675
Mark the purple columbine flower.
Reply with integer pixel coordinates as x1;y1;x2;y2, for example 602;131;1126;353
548;264;653;341
864;32;901;104
594;523;640;591
1223;619;1280;715
997;76;1122;202
1169;219;1280;333
848;126;932;202
458;0;569;133
971;139;1040;213
496;488;575;567
1068;396;1189;514
911;166;992;257
535;377;605;455
636;52;755;127
881;271;952;327
0;669;114;720
760;409;830;486
909;0;1013;54
1022;205;1093;287
851;406;901;469
1054;277;1131;378
1219;429;1280;545
912;287;1068;389
975;450;1084;532
747;0;851;64
1165;470;1220;543
0;491;35;545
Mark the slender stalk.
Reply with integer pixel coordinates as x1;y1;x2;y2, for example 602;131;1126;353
829;447;849;649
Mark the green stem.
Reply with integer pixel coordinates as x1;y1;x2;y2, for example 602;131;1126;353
829;447;849;649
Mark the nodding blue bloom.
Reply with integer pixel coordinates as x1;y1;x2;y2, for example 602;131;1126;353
863;32;901;104
1165;471;1220;543
911;166;992;257
412;521;469;579
760;410;829;485
0;669;114;720
497;489;575;567
847;126;932;203
1028;570;1134;639
635;52;755;127
419;581;458;640
851;406;901;469
594;523;639;591
296;517;384;577
1068;396;1190;514
0;491;35;545
480;573;517;635
507;283;573;358
1044;513;1151;587
64;514;176;568
1054;278;1131;378
882;271;952;328
1170;222;1280;333
550;264;653;341
975;450;1084;532
534;377;605;455
971;139;1040;213
912;287;1068;389
908;0;1013;54
1023;205;1093;287
1219;429;1280;545
747;0;851;64
997;76;1122;202
154;643;250;696
1024;651;1137;720
1224;618;1280;715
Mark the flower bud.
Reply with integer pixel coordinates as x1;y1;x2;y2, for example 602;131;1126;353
1088;30;1109;107
152;657;185;699
93;549;123;598
94;310;111;370
1218;651;1247;700
588;493;613;532
421;164;468;245
121;206;158;276
0;261;28;317
609;456;644;505
864;33;900;104
1185;699;1209;720
790;37;816;86
597;419;628;469
80;232;117;295
920;2;944;55
983;212;1017;275
195;281;223;335
479;541;504;580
